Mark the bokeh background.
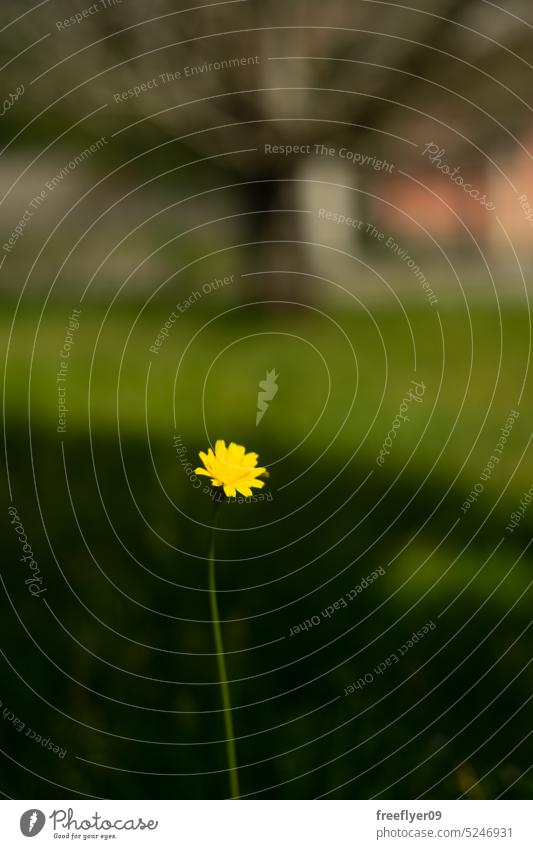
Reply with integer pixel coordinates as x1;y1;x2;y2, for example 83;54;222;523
1;0;532;799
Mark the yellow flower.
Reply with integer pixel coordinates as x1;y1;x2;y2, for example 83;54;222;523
195;440;267;498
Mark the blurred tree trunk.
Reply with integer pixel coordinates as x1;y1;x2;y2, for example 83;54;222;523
242;166;310;303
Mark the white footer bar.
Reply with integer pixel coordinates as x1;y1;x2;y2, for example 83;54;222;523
1;800;531;848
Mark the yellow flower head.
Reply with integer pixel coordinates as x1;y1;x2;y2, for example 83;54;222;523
195;440;267;498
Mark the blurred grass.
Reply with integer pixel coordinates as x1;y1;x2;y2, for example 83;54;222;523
3;299;531;491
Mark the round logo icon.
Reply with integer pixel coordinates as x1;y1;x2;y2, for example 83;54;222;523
20;810;46;837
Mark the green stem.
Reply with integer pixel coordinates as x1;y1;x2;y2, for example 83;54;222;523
208;501;240;800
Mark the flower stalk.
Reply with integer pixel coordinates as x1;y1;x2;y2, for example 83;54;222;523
208;503;240;800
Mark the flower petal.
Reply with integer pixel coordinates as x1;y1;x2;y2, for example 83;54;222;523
215;439;227;460
199;449;213;466
227;442;245;466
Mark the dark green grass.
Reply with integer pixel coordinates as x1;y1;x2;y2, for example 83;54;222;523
1;301;532;798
